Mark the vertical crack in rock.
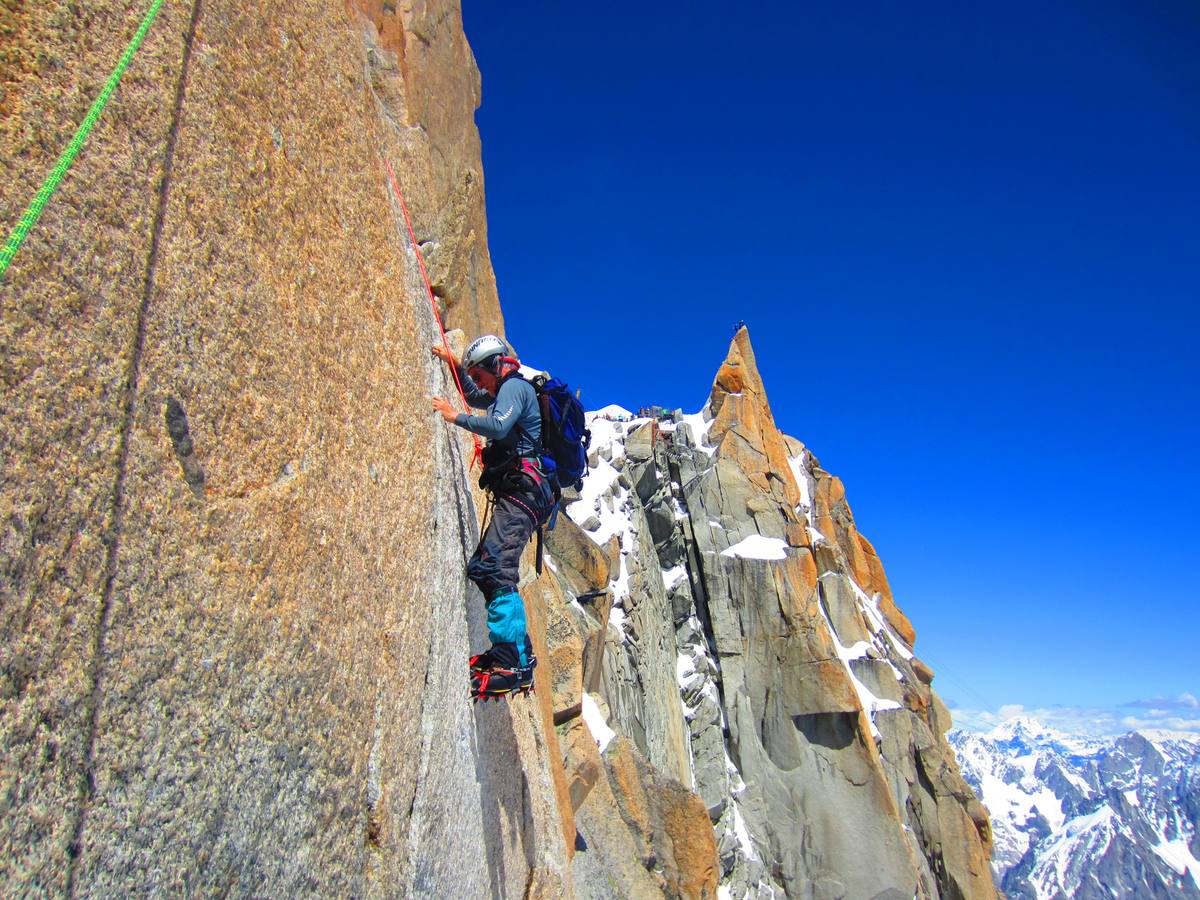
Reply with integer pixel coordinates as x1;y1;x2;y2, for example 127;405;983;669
395;249;460;884
668;454;728;728
366;688;385;847
63;0;205;894
392;224;506;894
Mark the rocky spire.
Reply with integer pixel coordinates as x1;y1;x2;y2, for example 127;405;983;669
708;327;806;517
555;327;997;898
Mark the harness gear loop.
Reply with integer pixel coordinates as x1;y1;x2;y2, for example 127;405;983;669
384;158;482;469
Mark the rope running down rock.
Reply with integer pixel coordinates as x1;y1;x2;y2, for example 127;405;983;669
0;0;166;282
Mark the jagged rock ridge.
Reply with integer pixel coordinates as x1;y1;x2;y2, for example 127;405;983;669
546;330;996;898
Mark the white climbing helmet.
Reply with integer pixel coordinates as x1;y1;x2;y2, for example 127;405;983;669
462;334;511;371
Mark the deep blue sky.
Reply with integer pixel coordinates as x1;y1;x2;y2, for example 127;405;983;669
461;2;1199;727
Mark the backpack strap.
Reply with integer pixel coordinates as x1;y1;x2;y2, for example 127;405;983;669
499;368;544;456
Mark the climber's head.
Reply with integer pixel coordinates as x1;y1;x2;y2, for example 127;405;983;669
463;334;519;391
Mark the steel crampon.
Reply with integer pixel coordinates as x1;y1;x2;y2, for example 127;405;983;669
470;667;534;702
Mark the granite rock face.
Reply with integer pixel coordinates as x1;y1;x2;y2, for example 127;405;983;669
0;2;563;896
536;456;718;898
564;725;720;900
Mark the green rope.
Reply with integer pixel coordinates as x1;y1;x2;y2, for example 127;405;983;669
0;0;166;282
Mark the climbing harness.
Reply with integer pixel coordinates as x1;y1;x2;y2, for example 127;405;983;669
384;158;482;469
0;0;165;282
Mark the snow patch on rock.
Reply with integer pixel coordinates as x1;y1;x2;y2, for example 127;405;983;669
581;693;616;753
720;535;789;561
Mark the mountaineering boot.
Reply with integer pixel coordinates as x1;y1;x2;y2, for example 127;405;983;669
469;639;536;701
470;661;536;701
468;647;500;673
470;636;536;674
469;640;519;673
470;665;526;701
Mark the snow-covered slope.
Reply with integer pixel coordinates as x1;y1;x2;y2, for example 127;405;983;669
950;718;1200;898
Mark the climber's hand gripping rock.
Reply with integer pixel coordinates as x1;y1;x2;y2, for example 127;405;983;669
432;395;457;423
431;344;459;367
431;344;461;423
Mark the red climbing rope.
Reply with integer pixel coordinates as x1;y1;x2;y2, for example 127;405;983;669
385;158;482;469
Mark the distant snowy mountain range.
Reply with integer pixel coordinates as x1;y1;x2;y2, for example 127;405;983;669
949;717;1200;898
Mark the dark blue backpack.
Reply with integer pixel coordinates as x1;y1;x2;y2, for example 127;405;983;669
528;374;590;492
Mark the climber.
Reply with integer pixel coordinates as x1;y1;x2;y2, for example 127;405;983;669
431;334;555;701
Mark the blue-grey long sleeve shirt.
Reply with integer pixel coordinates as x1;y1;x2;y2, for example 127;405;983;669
453;368;541;457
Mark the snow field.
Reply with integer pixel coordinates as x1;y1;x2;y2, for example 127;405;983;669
1153;838;1200;888
679;407;716;456
1028;805;1119;900
568;410;650;642
787;451;812;516
981;769;1066;833
590;403;635;420
568;411;642;547
951;718;1200;895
